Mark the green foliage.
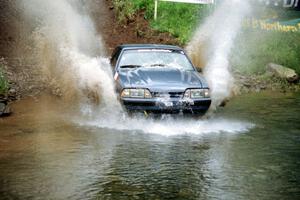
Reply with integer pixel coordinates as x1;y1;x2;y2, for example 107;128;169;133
112;0;153;22
112;0;211;44
112;0;136;22
0;64;8;95
231;30;300;75
150;2;211;44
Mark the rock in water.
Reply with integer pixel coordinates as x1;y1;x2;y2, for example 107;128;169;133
0;101;11;117
266;63;299;82
3;104;11;116
0;102;5;114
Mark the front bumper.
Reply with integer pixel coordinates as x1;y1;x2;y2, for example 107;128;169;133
121;97;211;114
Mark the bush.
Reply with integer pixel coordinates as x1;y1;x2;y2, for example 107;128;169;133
112;0;136;22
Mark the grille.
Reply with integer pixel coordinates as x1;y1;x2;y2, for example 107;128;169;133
152;92;183;98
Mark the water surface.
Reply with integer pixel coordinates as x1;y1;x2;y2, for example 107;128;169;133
0;92;299;200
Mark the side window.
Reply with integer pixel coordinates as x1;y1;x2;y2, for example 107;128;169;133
110;48;121;68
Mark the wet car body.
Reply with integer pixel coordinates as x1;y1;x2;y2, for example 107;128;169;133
111;44;211;115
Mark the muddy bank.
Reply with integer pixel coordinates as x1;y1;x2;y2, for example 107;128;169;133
0;0;47;101
234;74;300;95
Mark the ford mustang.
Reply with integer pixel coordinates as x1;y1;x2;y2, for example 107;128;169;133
111;44;211;115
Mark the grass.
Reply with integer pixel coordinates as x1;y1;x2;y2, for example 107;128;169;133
149;2;211;44
112;0;300;74
0;63;8;95
231;30;300;75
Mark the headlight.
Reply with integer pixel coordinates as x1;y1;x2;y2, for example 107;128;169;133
184;89;210;99
121;88;152;98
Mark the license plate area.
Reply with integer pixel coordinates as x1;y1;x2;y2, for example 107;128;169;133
164;101;173;107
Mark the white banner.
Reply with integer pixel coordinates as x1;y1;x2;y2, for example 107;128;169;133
160;0;214;4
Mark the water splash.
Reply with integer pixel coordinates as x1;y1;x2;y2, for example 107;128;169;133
19;0;122;113
187;0;251;109
19;0;254;136
77;114;254;136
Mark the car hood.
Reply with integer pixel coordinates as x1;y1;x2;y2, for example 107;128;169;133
118;67;209;92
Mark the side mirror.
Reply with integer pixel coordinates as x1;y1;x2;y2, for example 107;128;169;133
195;67;203;73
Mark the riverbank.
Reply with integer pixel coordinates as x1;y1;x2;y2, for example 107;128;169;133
234;71;300;95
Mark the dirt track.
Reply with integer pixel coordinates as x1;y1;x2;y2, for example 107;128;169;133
91;0;179;54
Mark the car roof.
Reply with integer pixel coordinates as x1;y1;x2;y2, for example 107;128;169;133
117;44;183;51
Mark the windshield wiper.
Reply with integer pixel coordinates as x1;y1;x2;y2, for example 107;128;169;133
149;64;168;67
120;65;142;69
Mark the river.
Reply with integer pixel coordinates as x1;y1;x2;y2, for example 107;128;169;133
0;92;299;200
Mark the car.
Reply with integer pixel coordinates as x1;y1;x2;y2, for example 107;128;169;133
111;44;211;115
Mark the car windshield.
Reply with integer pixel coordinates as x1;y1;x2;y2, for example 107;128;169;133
118;49;194;71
